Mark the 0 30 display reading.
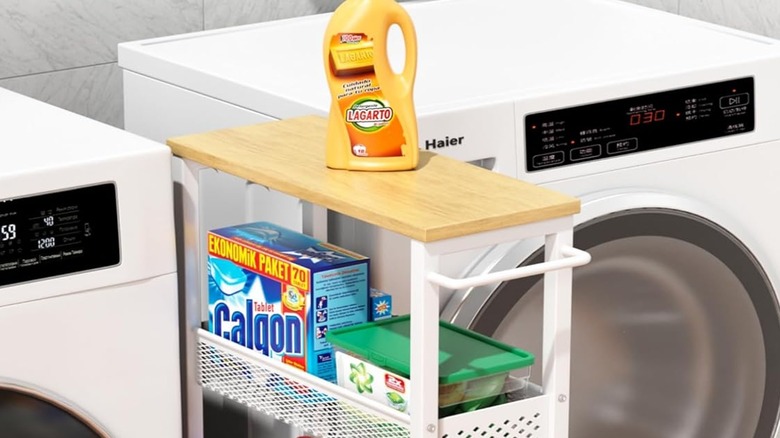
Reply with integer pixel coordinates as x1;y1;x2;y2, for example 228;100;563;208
0;183;120;288
630;109;666;126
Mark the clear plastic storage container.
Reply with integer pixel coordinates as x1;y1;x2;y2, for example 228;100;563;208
326;315;534;417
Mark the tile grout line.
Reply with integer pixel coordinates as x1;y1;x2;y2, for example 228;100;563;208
0;61;117;82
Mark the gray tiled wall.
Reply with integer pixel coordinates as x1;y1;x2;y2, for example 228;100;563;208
0;0;339;128
628;0;780;38
204;0;345;29
625;0;679;13
0;0;200;77
0;0;778;129
679;0;780;38
0;63;124;127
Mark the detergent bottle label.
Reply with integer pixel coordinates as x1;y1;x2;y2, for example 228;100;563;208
329;33;407;157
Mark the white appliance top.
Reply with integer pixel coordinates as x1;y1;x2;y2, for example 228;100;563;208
119;0;780;117
0;88;167;177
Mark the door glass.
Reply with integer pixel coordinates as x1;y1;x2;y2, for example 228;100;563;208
467;209;780;438
0;387;106;438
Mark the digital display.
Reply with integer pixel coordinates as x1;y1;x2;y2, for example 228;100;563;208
525;77;755;171
0;183;120;287
629;109;666;126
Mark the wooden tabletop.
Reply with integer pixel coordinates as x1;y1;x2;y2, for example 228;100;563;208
167;116;580;242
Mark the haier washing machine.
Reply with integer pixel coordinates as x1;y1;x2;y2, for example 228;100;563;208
0;88;182;437
119;0;780;436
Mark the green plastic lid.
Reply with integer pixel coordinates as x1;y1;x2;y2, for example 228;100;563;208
326;315;534;385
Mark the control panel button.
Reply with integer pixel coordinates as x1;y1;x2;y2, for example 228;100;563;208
719;93;750;109
607;138;638;155
570;144;602;162
532;151;565;168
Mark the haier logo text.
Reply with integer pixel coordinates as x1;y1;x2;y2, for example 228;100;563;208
425;136;464;150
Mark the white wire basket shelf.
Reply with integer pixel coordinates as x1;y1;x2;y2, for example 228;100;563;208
197;329;552;438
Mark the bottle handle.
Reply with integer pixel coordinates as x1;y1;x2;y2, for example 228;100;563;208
377;4;418;97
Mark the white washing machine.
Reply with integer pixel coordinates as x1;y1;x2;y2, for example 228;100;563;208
119;0;780;436
0;88;182;437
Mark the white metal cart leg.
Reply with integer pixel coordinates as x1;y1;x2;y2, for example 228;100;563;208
409;240;441;438
178;158;207;438
543;230;574;438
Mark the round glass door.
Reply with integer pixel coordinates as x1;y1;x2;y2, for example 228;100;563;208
455;209;780;438
0;383;108;438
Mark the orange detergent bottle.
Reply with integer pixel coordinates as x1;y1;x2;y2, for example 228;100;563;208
323;0;419;171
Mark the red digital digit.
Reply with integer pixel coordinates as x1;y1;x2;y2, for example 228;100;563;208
655;110;666;122
630;114;641;126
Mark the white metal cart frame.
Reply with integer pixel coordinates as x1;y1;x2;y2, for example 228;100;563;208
171;117;589;438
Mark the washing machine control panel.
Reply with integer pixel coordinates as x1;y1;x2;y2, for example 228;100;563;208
524;77;754;171
0;183;120;287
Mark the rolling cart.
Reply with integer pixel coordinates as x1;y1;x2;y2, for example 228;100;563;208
168;116;590;438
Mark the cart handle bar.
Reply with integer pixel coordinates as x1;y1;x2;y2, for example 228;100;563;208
427;245;591;290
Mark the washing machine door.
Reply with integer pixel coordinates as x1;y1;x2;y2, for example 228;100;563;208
443;196;780;438
0;382;109;438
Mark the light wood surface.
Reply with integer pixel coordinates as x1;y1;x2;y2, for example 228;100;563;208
167;116;580;242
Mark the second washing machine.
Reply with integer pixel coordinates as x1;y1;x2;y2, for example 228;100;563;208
119;0;780;436
0;88;182;437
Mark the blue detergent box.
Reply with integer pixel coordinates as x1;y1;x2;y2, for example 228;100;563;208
370;288;393;321
207;221;369;383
